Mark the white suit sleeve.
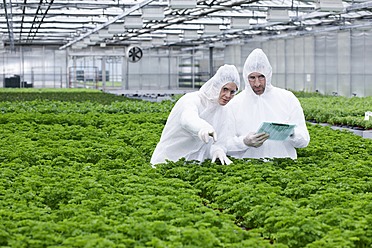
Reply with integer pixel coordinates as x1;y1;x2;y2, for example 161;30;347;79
179;98;214;136
218;107;249;154
287;97;310;148
225;135;248;152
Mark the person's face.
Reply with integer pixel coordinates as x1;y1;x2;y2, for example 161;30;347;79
218;82;238;106
248;72;266;95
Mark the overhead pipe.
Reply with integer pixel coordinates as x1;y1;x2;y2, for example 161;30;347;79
59;0;155;50
115;0;260;43
26;0;54;42
345;1;372;11
3;0;15;51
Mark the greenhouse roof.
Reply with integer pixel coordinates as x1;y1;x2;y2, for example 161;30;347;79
1;0;372;50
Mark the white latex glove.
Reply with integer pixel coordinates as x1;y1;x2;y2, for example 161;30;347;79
243;132;270;148
212;150;232;165
198;129;217;144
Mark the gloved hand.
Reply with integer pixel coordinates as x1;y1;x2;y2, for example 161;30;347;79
198;128;217;144
243;132;270;148
212;150;232;165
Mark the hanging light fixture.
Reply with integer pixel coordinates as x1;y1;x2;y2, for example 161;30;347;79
166;34;180;43
203;25;220;35
98;29;113;38
151;37;164;45
124;16;143;29
169;0;196;9
183;30;199;39
108;23;125;34
141;6;165;20
316;0;344;12
230;17;250;29
83;38;96;45
266;9;290;22
89;34;101;42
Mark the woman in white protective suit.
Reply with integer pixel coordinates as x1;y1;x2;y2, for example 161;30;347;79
224;48;310;159
150;64;240;167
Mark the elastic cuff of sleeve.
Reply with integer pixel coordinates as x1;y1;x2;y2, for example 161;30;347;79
238;136;249;149
210;145;225;156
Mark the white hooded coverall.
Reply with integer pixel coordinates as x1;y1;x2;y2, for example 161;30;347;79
225;48;310;159
150;64;240;166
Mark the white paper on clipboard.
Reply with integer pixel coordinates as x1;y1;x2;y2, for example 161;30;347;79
257;122;296;141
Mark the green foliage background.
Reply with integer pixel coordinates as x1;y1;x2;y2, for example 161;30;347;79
0;89;371;247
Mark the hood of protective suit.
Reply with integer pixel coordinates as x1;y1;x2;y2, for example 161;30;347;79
199;64;240;103
242;48;273;94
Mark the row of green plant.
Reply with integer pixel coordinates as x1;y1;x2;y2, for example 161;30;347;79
1;89;371;129
297;94;372;129
158;124;372;247
0;100;272;247
0;89;141;105
0;89;371;247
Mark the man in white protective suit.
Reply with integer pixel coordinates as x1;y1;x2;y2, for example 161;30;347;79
150;64;240;167
224;48;310;159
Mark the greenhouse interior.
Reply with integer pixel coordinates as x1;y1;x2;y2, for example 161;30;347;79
0;0;372;96
1;0;372;247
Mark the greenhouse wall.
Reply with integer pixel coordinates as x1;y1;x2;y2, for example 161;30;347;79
255;29;372;97
0;46;67;88
126;53;179;90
